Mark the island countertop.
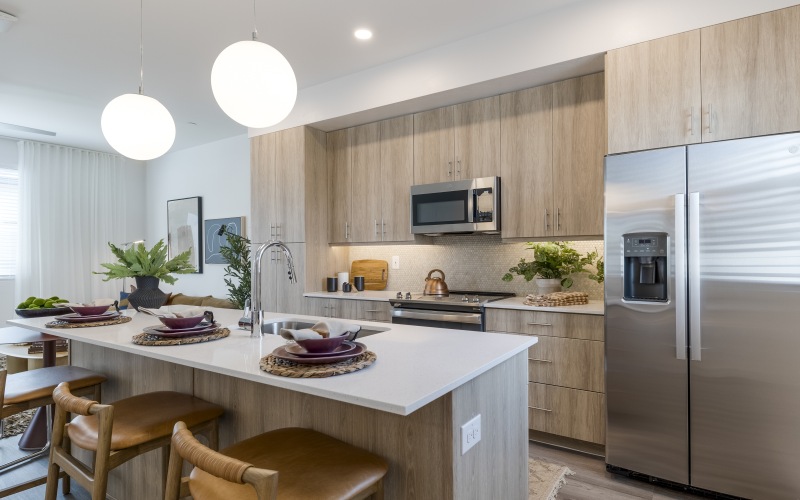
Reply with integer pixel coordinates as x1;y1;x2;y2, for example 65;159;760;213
9;308;535;416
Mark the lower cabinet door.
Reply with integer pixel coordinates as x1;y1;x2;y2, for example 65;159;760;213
528;336;604;392
528;383;606;444
359;301;391;322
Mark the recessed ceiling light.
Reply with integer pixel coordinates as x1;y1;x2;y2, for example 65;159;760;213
354;29;372;40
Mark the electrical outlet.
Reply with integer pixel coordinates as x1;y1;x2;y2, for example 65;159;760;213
461;414;481;455
391;255;400;269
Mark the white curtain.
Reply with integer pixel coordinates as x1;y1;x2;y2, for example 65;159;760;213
16;141;129;304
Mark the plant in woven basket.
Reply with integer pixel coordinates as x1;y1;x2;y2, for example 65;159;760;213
502;241;593;288
218;227;251;309
94;240;195;284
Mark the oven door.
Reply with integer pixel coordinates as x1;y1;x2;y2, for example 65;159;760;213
390;308;483;331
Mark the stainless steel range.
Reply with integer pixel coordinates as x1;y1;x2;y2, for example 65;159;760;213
390;291;514;331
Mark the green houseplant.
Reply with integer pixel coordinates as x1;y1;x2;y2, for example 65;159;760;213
95;240;195;310
502;241;594;293
217;227;251;309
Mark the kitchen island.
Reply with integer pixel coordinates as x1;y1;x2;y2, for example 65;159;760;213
11;307;535;499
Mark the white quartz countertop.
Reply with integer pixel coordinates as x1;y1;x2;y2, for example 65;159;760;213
9;308;534;416
303;290;399;301
485;298;604;315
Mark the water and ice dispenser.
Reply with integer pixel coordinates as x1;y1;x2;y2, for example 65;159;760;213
623;232;668;302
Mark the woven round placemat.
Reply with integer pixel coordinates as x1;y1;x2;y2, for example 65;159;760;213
45;315;133;329
131;328;230;346
260;350;377;378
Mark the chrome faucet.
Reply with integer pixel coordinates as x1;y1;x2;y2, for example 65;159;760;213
250;240;297;337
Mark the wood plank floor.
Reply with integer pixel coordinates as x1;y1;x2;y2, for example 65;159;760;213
0;434;90;499
529;441;709;500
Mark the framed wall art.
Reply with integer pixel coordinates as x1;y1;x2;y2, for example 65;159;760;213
204;216;245;264
167;196;203;273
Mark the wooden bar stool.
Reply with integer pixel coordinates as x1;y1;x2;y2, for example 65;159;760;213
165;421;389;500
45;382;224;500
0;366;106;498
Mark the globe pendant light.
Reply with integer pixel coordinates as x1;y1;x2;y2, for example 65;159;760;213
101;0;175;161
211;0;297;128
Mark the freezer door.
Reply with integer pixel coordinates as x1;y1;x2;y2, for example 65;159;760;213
688;133;800;499
605;147;689;484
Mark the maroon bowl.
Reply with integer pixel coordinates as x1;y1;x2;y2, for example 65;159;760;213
70;304;113;316
159;315;205;330
295;335;347;354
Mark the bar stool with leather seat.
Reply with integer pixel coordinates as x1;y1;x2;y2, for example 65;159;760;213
165;421;389;500
0;365;106;498
45;382;225;500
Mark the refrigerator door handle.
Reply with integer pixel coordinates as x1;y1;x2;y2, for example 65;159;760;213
674;194;687;360
688;192;702;361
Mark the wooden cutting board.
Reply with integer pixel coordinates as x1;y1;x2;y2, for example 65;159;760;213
350;259;389;290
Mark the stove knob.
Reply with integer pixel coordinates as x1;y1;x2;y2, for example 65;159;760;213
405;292;412;300
461;295;469;302
396;292;403;299
472;296;480;303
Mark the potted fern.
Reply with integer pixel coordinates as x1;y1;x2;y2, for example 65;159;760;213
94;239;195;310
217;227;251;309
502;241;594;294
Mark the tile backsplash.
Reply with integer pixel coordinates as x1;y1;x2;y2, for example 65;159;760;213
347;235;604;300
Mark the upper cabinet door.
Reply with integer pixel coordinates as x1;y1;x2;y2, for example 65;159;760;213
250;133;276;244
500;84;553;239
701;5;800;142
380;115;414;242
327;129;352;244
454;96;500;180
275;127;307;243
552;73;606;237
606;30;701;154
350;122;382;243
413;106;455;184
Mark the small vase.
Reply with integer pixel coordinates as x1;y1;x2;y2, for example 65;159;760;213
536;278;562;295
128;276;168;311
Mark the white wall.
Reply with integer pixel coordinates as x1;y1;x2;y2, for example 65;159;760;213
251;0;799;136
0;138;17;324
144;134;250;300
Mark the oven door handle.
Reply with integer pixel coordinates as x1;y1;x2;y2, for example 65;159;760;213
391;309;482;325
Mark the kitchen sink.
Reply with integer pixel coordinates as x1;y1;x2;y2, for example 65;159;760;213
260;319;389;339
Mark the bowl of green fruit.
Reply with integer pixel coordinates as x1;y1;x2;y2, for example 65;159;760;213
15;296;71;318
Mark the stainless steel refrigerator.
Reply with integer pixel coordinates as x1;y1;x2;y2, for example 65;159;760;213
604;133;800;499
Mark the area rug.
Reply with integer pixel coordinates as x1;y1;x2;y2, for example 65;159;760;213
529;457;575;500
0;355;35;438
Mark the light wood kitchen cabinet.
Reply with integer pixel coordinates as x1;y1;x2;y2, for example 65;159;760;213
379;116;414;242
306;297;360;320
500;74;605;239
486;308;605;445
327;128;352;244
552;73;606;237
500;84;553;239
605;30;701;154
700;5;800;142
350;122;382;243
358;300;391;323
327;117;414;244
252;126;332;315
607;5;800;154
414;96;500;184
528;383;605;445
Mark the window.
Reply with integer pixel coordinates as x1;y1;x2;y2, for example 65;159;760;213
0;167;18;278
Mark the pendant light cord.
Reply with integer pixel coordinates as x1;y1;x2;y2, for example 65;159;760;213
252;0;258;41
139;0;144;95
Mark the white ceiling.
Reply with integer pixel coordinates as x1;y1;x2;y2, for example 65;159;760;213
0;0;585;155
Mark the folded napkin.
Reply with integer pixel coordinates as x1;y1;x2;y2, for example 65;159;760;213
280;328;324;341
138;306;205;319
311;320;361;338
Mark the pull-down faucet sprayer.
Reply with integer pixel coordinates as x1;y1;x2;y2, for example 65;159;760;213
250;241;297;337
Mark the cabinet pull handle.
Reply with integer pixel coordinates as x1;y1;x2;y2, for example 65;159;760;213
529;406;552;412
447;161;452;177
706;104;713;134
345;222;349;240
688;106;694;136
529;358;552;363
544;209;550;230
375;220;379;236
381;219;386;236
275;224;281;238
457;158;461;176
270;250;276;262
364;309;381;313
556;208;561;231
526;322;552;327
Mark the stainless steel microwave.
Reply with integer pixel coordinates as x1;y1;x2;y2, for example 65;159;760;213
410;177;500;235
